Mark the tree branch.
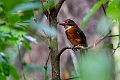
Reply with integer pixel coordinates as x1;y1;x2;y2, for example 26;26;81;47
108;35;119;37
58;32;113;57
57;46;88;57
56;0;66;14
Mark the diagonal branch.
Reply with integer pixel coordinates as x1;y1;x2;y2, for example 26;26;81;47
58;32;113;57
56;0;66;14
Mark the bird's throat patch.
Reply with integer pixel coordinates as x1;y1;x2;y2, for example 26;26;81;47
65;26;72;31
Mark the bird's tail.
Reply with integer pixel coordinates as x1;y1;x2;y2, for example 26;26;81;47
80;41;88;56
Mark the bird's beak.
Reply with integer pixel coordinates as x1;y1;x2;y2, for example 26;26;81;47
59;22;66;26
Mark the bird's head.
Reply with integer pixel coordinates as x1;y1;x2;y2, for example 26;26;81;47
59;19;77;30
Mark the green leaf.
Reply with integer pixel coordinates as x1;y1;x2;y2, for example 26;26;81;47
7;13;20;24
21;41;32;50
0;19;5;25
15;22;30;27
45;75;49;80
10;65;19;80
31;20;57;37
20;10;34;20
0;25;11;33
2;0;25;11
0;7;3;13
14;22;29;31
24;35;38;44
0;74;6;80
42;0;55;11
79;49;112;80
0;33;11;37
12;2;41;13
11;2;41;20
106;1;120;19
80;0;108;28
102;44;113;49
2;62;10;76
0;52;10;76
0;52;8;63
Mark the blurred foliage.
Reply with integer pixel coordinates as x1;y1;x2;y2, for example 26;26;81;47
0;52;18;80
106;0;120;19
78;49;113;80
74;0;120;80
24;64;51;80
31;19;57;37
0;0;39;79
0;0;56;80
96;16;114;35
0;0;120;80
24;64;51;73
80;0;108;28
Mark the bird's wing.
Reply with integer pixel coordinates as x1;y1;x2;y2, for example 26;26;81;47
76;27;88;47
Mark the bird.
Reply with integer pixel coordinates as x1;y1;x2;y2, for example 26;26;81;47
59;19;88;53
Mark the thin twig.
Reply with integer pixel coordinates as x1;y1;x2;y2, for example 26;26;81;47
56;0;66;14
30;0;37;21
95;31;111;44
44;48;52;80
112;41;120;55
16;43;26;80
112;48;117;55
108;35;119;37
102;4;106;16
61;76;81;80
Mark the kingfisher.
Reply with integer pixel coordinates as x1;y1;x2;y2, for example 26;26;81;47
59;19;88;52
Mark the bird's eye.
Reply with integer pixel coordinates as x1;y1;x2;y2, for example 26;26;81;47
67;21;71;23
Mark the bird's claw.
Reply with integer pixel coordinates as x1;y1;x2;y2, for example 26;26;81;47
72;46;78;51
72;48;78;52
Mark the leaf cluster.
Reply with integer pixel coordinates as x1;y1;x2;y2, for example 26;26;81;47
0;0;57;79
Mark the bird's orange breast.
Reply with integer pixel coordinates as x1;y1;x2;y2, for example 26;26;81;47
65;27;85;46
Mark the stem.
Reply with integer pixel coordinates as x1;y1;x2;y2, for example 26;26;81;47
102;4;106;16
56;0;66;14
49;17;60;80
41;0;67;79
44;49;51;80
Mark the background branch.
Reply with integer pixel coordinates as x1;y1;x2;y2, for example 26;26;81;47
102;4;106;16
56;0;66;14
44;48;52;80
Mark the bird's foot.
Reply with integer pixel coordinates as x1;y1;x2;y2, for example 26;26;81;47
72;46;78;51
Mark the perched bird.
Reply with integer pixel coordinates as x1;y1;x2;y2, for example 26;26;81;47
59;19;88;52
